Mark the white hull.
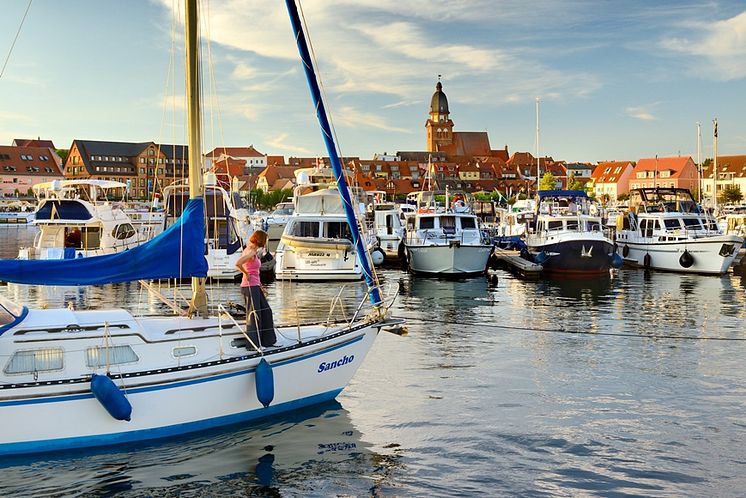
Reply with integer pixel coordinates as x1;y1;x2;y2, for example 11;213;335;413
0;308;386;455
616;235;742;274
407;244;491;275
274;237;366;281
377;234;403;259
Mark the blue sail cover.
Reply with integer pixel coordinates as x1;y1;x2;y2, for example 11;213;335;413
0;198;208;286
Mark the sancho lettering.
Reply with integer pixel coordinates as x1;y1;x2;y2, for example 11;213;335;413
318;354;355;373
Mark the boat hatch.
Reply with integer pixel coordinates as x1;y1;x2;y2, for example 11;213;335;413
0;295;28;335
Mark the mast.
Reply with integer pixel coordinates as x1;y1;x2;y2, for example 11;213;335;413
284;0;382;307
696;121;702;204
185;0;208;317
535;97;540;192
713;118;718;211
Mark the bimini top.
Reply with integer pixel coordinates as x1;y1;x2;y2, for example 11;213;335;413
32;179;127;194
537;189;588;199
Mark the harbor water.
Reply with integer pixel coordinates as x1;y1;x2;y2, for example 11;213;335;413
1;226;746;497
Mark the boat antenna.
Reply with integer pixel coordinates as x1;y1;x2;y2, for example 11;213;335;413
185;0;208;317
285;0;382;308
713;118;718;212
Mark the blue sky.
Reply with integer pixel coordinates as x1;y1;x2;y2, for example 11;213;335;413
2;0;745;164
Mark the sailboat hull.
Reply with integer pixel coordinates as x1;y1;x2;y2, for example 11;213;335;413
0;310;383;455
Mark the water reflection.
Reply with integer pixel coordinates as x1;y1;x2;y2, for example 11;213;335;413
0;401;399;496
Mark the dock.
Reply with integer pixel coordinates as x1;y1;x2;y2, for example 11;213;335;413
489;247;543;278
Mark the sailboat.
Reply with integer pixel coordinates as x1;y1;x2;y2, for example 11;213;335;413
0;0;396;455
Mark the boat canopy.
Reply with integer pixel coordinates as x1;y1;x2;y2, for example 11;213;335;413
295;189;345;215
537;190;588;199
0;198;208;286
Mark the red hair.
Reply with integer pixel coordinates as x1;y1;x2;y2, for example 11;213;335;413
250;230;268;248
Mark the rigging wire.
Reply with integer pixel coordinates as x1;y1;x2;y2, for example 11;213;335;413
0;0;32;80
392;315;746;342
296;0;383;293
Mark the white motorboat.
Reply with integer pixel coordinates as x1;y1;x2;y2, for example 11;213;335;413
0;0;395;455
616;188;743;274
404;191;492;276
18;180;159;260
525;190;618;276
274;176;381;281
371;199;405;261
0;200;35;225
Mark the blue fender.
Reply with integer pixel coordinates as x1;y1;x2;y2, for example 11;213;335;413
610;252;623;269
255;358;275;408
90;373;132;421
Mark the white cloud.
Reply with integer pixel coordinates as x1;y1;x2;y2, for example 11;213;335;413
661;10;746;80
266;133;311;154
333;106;411;133
382;100;421;109
624;106;656;121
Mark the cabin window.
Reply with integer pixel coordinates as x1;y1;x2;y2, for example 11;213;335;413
440;216;456;234
587;221;601;232
290;221;319;238
86;345;139;368
112;223;136;240
172;346;197;358
419;217;435;230
547;221;563;231
682;218;702;230
326;221;352;240
566;220;579;231
81;227;102;249
460;217;476;230
663;219;681;231
5;349;64;374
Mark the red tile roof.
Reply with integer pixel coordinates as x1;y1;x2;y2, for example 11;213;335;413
632;156;694;179
206;145;264;158
702;155;746;179
592;161;633;183
0;146;64;176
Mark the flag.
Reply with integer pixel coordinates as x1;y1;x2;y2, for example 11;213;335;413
714;119;718;138
50;202;58;220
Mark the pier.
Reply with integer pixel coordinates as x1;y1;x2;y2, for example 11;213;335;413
489;247;543;278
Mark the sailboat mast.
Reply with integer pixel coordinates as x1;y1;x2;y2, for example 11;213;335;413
285;0;382;307
536;97;540;192
713;118;718;211
185;0;208;316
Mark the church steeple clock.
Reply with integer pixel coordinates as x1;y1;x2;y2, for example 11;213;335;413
425;76;454;152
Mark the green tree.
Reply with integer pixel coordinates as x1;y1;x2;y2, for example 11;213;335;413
56;149;70;164
567;173;585;191
539;172;557;191
719;184;743;204
616;192;630;203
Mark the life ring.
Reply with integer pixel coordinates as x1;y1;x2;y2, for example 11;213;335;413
643;253;651;269
679;249;694;268
622;244;630;257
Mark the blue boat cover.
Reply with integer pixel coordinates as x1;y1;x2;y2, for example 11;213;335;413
0;198;208;286
537;189;588;199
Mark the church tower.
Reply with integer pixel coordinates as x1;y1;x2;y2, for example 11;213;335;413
425;78;454;152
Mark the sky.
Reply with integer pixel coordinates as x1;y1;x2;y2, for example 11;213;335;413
1;0;746;164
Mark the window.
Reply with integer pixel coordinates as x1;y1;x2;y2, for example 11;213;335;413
5;349;64;374
86;345;139;368
419;217;435;229
325;221;352;240
663;219;681;230
566;219;579;230
112;223;136;240
440;216;456;234
173;346;197;358
548;221;563;231
682;218;702;230
460;217;476;229
289;221;319;237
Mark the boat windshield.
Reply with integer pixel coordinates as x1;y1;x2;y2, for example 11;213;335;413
0;295;27;334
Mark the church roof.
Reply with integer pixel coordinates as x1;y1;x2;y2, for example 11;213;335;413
430;81;449;114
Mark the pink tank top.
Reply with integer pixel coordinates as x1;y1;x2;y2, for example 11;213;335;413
240;256;261;287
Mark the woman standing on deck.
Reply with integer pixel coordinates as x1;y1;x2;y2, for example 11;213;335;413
235;230;276;347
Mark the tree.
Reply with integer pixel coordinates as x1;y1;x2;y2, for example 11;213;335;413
719;184;743;204
567;174;585;192
539;172;557;191
56;149;70;164
616;192;630;203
